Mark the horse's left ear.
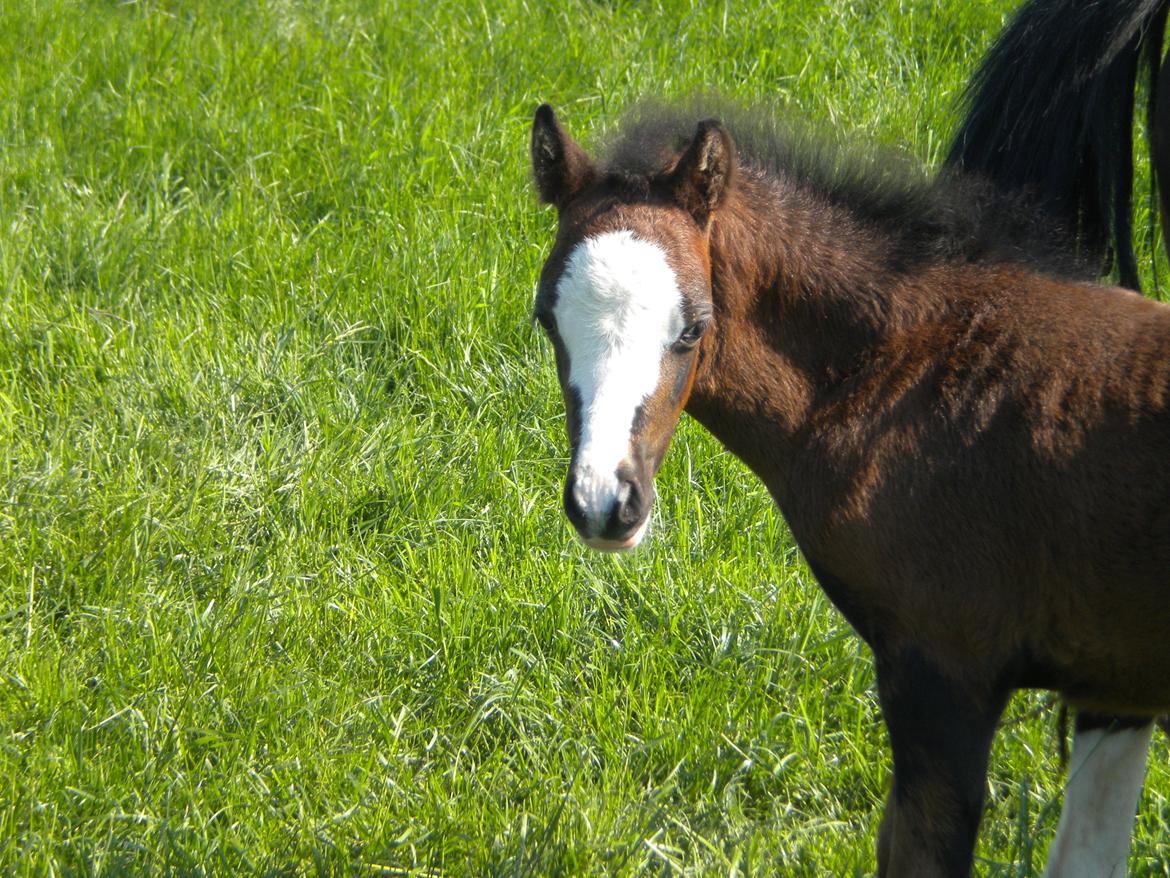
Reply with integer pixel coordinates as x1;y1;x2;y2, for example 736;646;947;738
671;119;734;225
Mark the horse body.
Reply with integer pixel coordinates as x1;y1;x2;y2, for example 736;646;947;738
530;97;1170;873
686;167;1170;717
946;0;1170;867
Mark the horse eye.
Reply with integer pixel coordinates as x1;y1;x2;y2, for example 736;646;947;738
676;319;707;348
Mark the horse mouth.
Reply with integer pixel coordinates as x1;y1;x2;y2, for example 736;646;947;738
580;516;650;553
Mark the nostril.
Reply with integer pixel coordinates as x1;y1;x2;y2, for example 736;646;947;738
612;476;644;531
563;472;589;532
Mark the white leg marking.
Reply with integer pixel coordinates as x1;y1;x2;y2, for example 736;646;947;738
1042;722;1153;878
553;230;683;535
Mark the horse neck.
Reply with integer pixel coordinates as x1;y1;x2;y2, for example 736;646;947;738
685;170;943;491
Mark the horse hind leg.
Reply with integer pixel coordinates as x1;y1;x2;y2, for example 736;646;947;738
1042;713;1153;878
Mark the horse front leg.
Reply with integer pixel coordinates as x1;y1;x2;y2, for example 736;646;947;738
875;650;1007;877
1042;712;1153;878
876;784;897;875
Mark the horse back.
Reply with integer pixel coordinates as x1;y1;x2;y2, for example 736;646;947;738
789;269;1170;711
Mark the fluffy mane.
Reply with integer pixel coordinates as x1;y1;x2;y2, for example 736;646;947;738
598;102;1092;280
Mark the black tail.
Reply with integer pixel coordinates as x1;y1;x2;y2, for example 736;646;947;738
946;0;1170;290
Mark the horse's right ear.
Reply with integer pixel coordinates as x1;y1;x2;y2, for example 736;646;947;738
531;104;596;210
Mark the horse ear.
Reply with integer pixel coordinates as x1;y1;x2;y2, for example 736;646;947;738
531;104;596;209
671;119;734;225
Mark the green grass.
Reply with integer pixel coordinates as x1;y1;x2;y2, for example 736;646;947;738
2;0;1169;874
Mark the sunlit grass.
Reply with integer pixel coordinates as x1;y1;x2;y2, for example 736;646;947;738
2;0;1168;874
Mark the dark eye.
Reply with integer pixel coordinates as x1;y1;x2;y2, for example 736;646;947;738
675;319;708;350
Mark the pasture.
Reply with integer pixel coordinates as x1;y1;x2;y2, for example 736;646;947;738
2;0;1169;874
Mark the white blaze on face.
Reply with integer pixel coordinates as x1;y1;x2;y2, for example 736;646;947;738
554;230;684;534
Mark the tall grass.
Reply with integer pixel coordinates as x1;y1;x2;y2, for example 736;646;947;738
1;0;1167;874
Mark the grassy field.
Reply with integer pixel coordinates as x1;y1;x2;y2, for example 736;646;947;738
2;0;1169;874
